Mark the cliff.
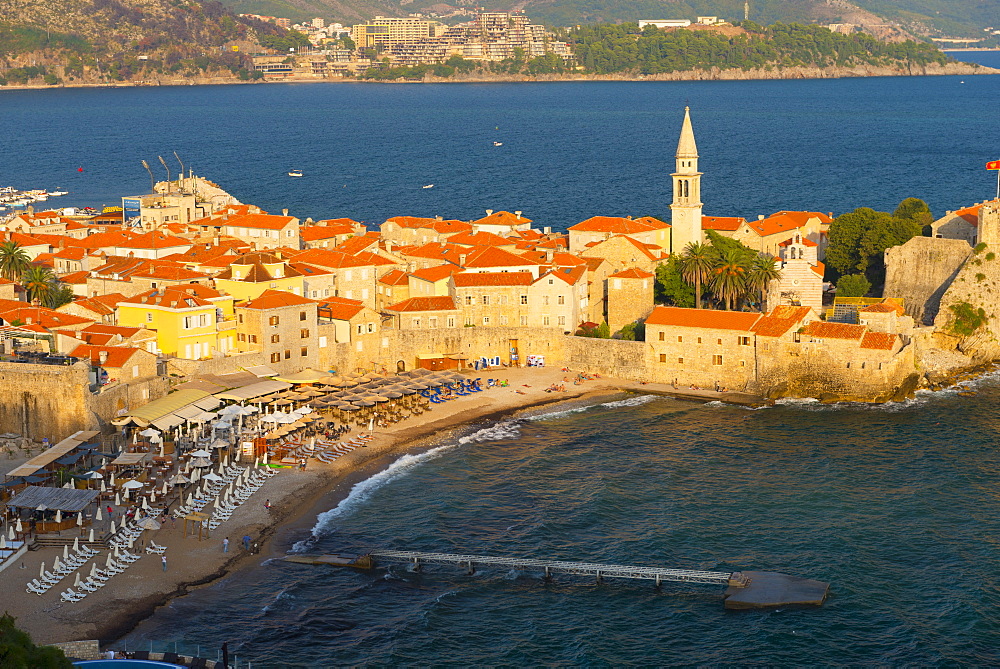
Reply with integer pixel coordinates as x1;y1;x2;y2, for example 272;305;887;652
884;236;972;325
933;244;1000;361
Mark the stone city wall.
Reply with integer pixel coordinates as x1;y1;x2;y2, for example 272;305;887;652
884;237;971;325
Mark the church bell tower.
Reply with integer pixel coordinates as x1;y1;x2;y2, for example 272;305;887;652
670;106;703;255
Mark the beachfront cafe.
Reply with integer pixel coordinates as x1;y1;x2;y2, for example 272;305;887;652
4;485;100;534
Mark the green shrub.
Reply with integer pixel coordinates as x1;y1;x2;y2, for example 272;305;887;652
949;301;987;337
976;273;986;282
987;252;996;261
974;242;987;254
836;274;871;297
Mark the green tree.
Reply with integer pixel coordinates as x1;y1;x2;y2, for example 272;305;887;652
678;242;716;309
836;273;871;297
594;322;611;339
0;241;30;281
711;247;750;310
43;283;74;309
654;257;695;307
746;254;782;312
826;202;923;286
22;266;54;305
0;612;72;668
617;321;645;341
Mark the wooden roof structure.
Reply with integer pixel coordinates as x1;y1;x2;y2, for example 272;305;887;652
6;485;99;512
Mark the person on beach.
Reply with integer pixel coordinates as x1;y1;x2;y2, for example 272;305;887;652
243;535;251;551
161;555;167;572
223;537;229;553
253;542;259;554
107;505;113;518
265;499;271;509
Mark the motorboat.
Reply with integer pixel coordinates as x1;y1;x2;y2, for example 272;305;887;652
422;184;434;189
288;170;303;177
493;141;503;146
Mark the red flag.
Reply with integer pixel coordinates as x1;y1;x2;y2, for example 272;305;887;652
987;160;1000;170
77;167;84;172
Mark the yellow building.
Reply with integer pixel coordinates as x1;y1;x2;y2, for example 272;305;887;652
117;285;236;360
212;252;304;302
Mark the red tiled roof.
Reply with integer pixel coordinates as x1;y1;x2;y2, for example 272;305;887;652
384;216;472;235
860;332;899;350
82;323;143;338
122;285;221;309
463;246;542;269
751;306;812;337
608;268;654;279
318;296;366;321
59;270;90;284
645;306;761;331
447;230;512;247
411;265;461;282
472;210;533;226
331;235;379;254
385;296;457;312
746;211;833;238
222;213;296;231
801;321;865;340
955;204;981;225
300;227;347;242
0;306;94;329
242;289;316;310
544;265;587;285
569;216;667;234
702;215;745;231
859;302;905;315
778;237;818;247
69;344;142;368
133;265;208;281
378;269;409;286
453;271;534;287
811;261;825;277
116;230;191;250
291;249;370;269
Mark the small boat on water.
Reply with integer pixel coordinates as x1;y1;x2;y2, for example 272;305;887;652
48;190;68;196
288;170;303;177
422;184;434;189
493;141;503;146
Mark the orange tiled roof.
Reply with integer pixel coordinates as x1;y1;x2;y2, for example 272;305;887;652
448;230;512;247
384;216;472;235
318;296;366;321
463;246;542;269
122;285;221;309
569;216;666;234
645;306;761;331
702;215;745;231
778;237;818;247
746;211;833;238
608;268;654;279
542;265;587;285
801;321;865;340
955;204;981;225
222;213;296;231
59;270;90;284
859;301;905;315
551;252;588;267
81;323;143;338
378;269;409;286
453;271;534;287
331;235;379;254
411;265;461;282
132;265;208;281
116;230;191;250
860;332;898;350
472;210;533;227
811;261;825;277
0;306;94;329
291;248;371;269
385;296;457;312
242;289;316;310
751;306;812;337
69;344;142;368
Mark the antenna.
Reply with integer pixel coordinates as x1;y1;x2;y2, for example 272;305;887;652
158;156;171;194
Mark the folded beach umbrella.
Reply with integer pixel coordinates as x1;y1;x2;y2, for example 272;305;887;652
90;563;97;579
96;507;102;521
40;562;45;578
74;572;81;587
55;510;62;523
63;545;69;561
88;529;95;543
8;526;15;541
77;513;83;527
15;519;22;533
106;554;114;569
53;556;62;572
114;493;122;506
0;535;5;550
109;520;116;534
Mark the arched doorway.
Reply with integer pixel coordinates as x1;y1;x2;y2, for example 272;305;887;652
396;360;406;373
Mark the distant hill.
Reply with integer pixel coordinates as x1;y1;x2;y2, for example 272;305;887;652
0;0;301;85
218;0;995;37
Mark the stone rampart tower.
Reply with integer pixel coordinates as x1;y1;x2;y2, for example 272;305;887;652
670;107;703;255
978;199;1000;249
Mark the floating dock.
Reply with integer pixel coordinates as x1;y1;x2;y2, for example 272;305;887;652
283;549;828;610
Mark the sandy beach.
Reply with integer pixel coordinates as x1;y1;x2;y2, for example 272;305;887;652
0;366;743;647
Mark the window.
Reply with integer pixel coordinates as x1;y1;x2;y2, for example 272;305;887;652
659;354;667;363
300;328;309;338
543;296;549;306
717;338;722;345
739;336;750;346
238;314;243;324
319;336;327;347
269;316;279;326
200;314;208;327
558;316;566;326
465;296;474;305
482;295;490;305
429;317;437;328
270;352;280;363
659;332;665;341
183;316;193;329
793;333;802;343
712;355;723;366
300;311;307;321
146;313;153;323
271;334;280;343
357;324;363;335
543;316;550;326
483;316;490;325
301;346;308;356
447;316;455;328
557;295;565;305
500;295;508;305
500;315;508;325
697;337;703;344
413;318;421;328
520;315;527;326
678;357;684;364
238;333;246;342
520;295;528;305
284;350;291;359
132;365;139;378
249;335;257;343
367;323;374;333
677;336;683;343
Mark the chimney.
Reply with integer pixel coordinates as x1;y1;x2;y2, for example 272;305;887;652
544;226;552;234
485;209;494;216
545;249;554;262
515;211;521;219
27;206;34;216
282;209;289;217
305;217;313;224
98;350;108;365
758;214;765;220
459;254;467;266
436;215;443;221
213;234;220;246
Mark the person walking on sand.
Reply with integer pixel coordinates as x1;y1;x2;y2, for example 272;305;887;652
243;535;251;551
161;555;167;572
264;499;271;509
223;537;230;553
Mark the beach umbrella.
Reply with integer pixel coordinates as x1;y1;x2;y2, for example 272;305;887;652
162;481;168;495
124;489;131;502
63;545;69;561
202;472;223;482
169;474;190;485
55;510;62;523
8;526;14;541
109;520;116;535
63;482;72;489
53;556;62;572
114;546;121;559
149;490;157;503
74;572;81;587
88;528;95;543
106;554;114;569
139;428;160;438
137;517;160;530
186;493;194;506
100;480;107;492
189;449;211;458
263;452;269;465
96;507;102;521
0;535;6;550
76;513;83;527
39;562;45;578
159;443;165;458
109;473;116;486
15;519;22;533
115;492;121;506
90;563;97;579
122;480;144;490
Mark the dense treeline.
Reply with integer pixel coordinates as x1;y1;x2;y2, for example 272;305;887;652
569;22;950;75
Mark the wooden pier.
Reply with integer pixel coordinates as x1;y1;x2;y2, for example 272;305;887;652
283;549;829;609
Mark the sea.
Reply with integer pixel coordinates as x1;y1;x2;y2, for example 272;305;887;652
4;51;1000;665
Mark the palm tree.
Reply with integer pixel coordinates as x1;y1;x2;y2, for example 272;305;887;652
43;283;75;309
678;242;716;309
22;266;55;305
0;241;30;281
746;254;783;312
711;248;750;311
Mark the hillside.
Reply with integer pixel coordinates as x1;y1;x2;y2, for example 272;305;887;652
0;0;302;85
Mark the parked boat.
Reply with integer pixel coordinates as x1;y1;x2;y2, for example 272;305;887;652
288;170;303;177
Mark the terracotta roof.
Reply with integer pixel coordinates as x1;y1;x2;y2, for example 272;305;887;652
398;243;466;264
222;213;297;231
472;210;533;226
811;261;825;277
801;321;865;340
609;268;654;279
385;296;457;312
463;246;542;269
52;247;87;260
121;286;221;309
751;306;812;337
569;216;667;234
778;237;818;247
116;230;191;250
81;323;143;338
291;249;371;269
242;289;317;310
69;344;142;368
541;266;587;285
317;296;366;321
384;216;472;235
331;235;379;254
353;251;396;267
551;252;588;267
746;211;833;238
62;293;128;317
955;204;981;225
132;265;208;281
0;306;94;329
645;306;761;331
588;235;661;262
59;270;90;284
378;269;409;286
288;262;332;277
411;265;461;282
859;302;905;315
66;230;135;250
447;230;512;247
860;332;898;350
702;216;745;231
453;271;534;287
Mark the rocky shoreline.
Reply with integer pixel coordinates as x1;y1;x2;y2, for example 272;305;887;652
0;60;993;92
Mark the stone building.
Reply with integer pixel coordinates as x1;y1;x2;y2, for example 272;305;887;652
376;269;409;311
580;235;663;273
379;216;472;247
568;216;671;255
605;268;654;333
317;297;380;343
451;271;534;328
670;106;703;255
235;290;319;371
929;203;981;245
766;234;824;312
527;267;588;333
68;344;158;384
383;296;461;330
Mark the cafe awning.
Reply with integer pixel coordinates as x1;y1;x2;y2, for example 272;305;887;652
214;379;292;402
5;430;100;479
244;365;279;377
7;486;99;512
121;389;212;427
110;452;149;466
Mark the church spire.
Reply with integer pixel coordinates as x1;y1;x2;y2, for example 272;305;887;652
676;106;698;159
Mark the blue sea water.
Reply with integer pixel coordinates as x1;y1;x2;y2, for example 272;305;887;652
3;60;1000;665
